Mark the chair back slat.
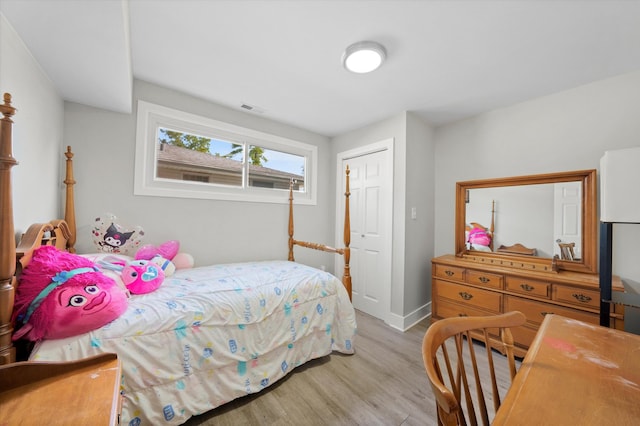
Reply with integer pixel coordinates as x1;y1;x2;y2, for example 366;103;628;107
483;328;501;413
454;334;477;426
464;330;490;426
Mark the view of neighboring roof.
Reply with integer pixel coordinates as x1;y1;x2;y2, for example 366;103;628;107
157;143;304;180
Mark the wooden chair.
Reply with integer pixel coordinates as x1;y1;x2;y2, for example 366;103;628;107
556;241;576;261
422;311;526;426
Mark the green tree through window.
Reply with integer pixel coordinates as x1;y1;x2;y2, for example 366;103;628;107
222;144;267;166
159;129;211;153
159;129;267;166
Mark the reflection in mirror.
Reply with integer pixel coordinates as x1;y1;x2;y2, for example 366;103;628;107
465;182;582;259
455;169;597;274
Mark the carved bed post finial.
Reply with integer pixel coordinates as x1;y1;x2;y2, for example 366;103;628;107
0;92;18;364
64;146;77;253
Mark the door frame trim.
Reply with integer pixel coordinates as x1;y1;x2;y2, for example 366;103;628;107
335;138;394;322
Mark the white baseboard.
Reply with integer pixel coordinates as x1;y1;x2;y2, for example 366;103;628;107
386;302;431;332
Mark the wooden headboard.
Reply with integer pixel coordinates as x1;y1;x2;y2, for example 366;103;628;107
0;94;77;364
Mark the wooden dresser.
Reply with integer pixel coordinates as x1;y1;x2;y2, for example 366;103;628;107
431;254;624;357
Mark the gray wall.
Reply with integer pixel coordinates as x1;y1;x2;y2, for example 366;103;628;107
405;113;435;320
0;13;64;235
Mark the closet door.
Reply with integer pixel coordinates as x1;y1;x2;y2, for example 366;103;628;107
339;146;392;321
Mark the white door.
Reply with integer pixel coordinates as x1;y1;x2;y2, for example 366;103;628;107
553;181;582;259
337;143;392;321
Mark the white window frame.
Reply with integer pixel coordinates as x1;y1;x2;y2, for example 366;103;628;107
134;101;317;204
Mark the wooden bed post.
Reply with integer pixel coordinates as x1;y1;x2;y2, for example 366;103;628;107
0;96;73;365
342;166;351;300
287;168;352;300
288;179;295;262
489;199;495;251
0;93;18;365
64;146;77;253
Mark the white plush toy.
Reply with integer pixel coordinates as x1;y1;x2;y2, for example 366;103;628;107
150;254;176;277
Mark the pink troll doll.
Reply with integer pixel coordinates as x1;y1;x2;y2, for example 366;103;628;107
12;245;128;341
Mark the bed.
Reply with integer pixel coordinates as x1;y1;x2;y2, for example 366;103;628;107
0;93;357;425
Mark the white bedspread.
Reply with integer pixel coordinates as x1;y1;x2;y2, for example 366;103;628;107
30;260;357;425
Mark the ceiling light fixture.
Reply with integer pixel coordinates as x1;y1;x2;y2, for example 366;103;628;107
342;41;386;74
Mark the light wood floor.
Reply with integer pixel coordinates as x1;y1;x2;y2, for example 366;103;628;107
183;310;436;425
183;310;515;426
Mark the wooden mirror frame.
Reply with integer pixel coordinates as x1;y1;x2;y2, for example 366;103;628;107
455;169;598;274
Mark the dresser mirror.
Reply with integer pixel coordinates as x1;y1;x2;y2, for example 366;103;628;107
455;169;597;274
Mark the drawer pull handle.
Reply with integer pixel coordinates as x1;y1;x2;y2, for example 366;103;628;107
459;292;473;301
458;313;468;317
572;293;592;303
520;284;535;292
445;270;455;276
478;276;490;283
541;311;554;317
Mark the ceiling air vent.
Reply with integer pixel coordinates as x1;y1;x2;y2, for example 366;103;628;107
240;103;265;114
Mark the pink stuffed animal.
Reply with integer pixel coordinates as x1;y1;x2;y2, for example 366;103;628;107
98;258;165;295
467;225;491;247
135;240;179;261
172;252;194;270
12;246;128;342
120;260;165;294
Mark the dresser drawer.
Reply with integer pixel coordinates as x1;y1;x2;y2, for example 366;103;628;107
434;264;464;281
465;270;503;289
505;296;598;326
435;298;498;319
553;285;599;309
436;280;502;313
505;276;550;299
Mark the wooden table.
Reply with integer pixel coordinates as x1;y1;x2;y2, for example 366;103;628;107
494;314;640;425
0;353;121;425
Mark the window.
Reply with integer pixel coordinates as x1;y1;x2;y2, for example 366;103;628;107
135;101;317;204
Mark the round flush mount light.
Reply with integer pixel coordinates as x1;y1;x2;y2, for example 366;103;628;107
342;41;386;74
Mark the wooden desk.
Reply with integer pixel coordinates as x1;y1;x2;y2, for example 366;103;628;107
494;314;640;425
0;353;121;425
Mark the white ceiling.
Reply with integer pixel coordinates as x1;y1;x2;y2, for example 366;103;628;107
2;0;640;137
